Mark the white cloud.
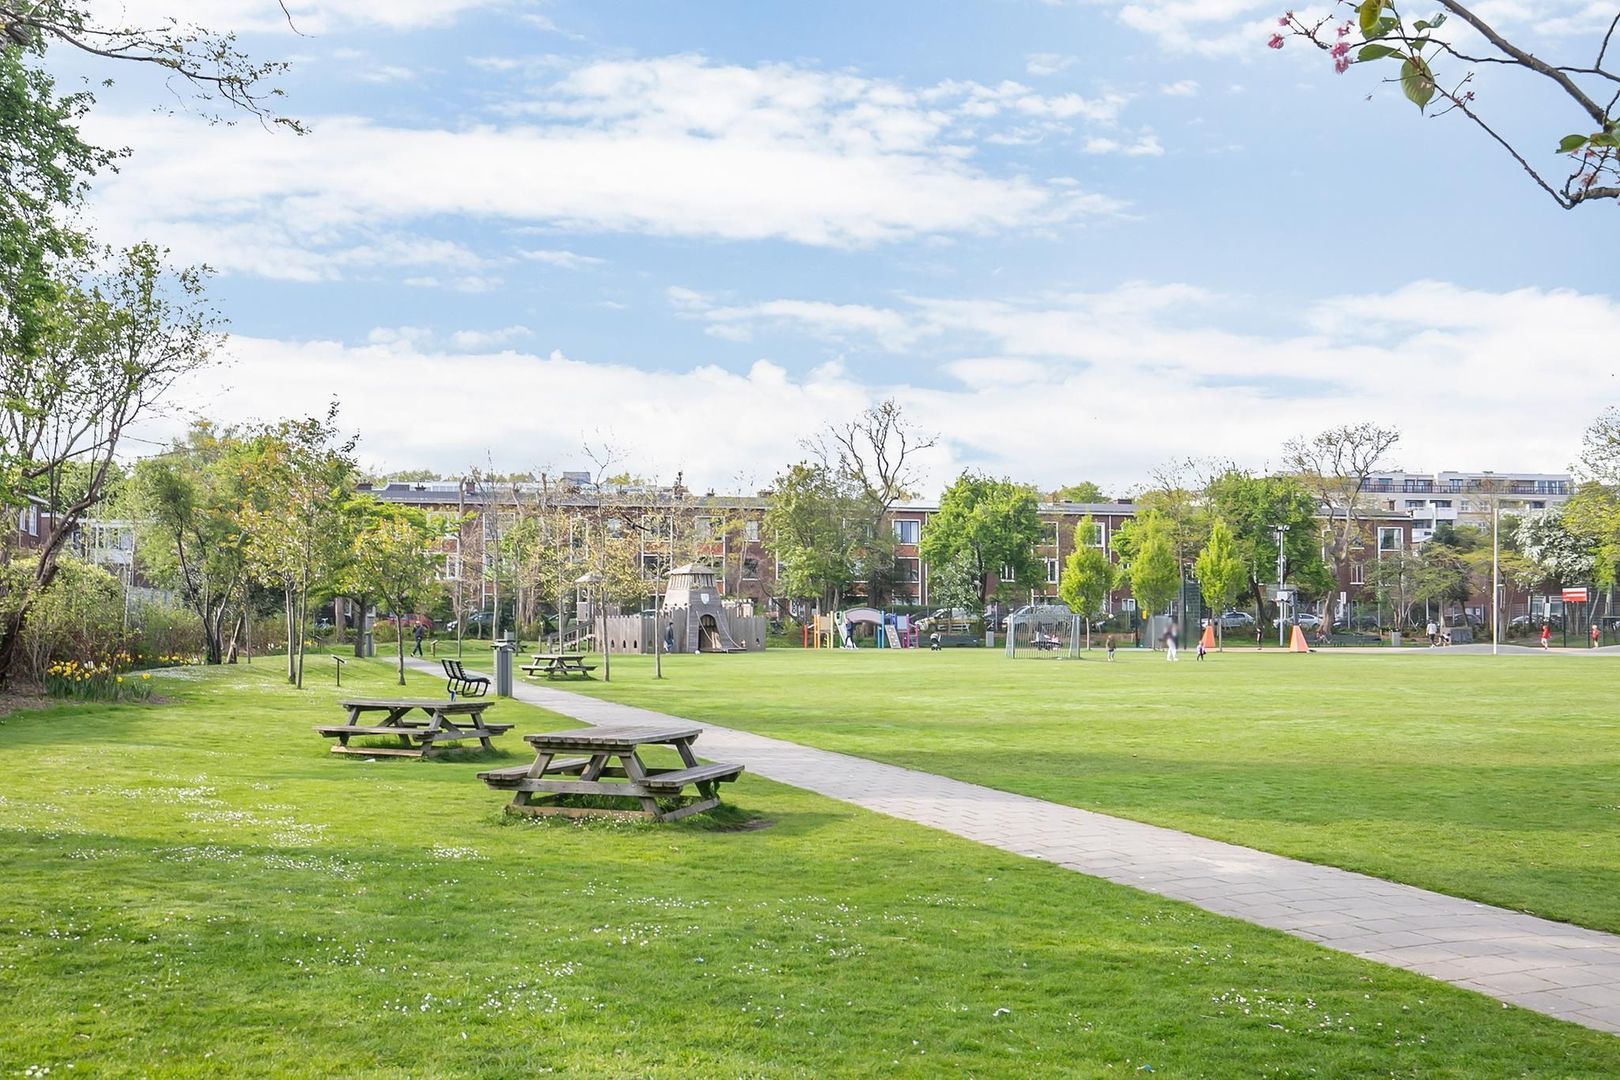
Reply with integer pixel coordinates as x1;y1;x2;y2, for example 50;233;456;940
88;0;506;33
134;281;1619;494
680;297;936;353
1026;52;1078;76
82;55;1129;279
449;325;534;349
520;249;605;269
1161;79;1201;96
1083;133;1165;155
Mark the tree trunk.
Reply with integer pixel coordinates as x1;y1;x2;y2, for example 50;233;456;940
0;605;29;690
396;614;406;686
284;589;297;683
294;591;307;690
225;609;245;663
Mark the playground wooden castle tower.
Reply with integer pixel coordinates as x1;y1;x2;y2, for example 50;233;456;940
663;563;746;653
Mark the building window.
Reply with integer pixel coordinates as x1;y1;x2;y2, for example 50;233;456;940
693;516;713;541
604;517;623;537
1083;521;1106;547
1000;564;1015;583
744;520;760;542
641;554;669;575
1405;499;1426;509
893;519;920;545
439;553;461;581
1530;501;1545;509
1377;527;1402;553
1350;562;1365;585
742;557;760;580
896;557;921;584
1431;500;1452;509
1045;558;1060;584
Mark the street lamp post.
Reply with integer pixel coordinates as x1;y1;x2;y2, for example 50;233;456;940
1491;498;1501;656
1273;523;1290;648
574;570;609;682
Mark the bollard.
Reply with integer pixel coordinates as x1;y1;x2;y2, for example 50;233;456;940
494;632;514;698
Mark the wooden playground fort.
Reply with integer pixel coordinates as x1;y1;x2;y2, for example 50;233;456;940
804;607;921;649
601;563;767;655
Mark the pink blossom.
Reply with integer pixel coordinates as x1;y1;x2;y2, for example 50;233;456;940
1330;41;1350;58
1335;55;1353;72
1279;15;1291;25
1268;33;1286;48
1337;20;1353;37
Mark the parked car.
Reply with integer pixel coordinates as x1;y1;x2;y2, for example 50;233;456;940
1273;612;1323;630
445;611;492;635
1217;610;1255;630
917;608;975;632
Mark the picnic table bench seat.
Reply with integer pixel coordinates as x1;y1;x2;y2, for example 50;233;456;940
639;762;744;793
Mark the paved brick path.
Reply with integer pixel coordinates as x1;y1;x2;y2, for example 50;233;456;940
423;659;1620;1035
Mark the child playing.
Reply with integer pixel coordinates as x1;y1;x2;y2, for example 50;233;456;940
1105;634;1116;662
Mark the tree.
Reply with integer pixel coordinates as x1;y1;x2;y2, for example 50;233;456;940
1126;515;1180;637
133;424;255;665
347;505;441;687
0;244;222;686
0;2;301;130
807;399;936;598
1203;469;1330;626
1283;423;1401;607
1276;1;1618;209
1194;518;1245;648
1516;508;1596;589
928;550;982;620
1370;549;1423;628
919;473;1045;606
238;409;358;688
1051;481;1107;504
1058;516;1117;650
763;462;865;612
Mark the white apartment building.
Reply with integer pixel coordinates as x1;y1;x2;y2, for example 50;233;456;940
1365;471;1571;543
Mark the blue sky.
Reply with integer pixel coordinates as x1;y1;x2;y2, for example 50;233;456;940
71;0;1618;493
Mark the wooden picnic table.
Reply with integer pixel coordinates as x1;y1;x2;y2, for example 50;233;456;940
477;723;742;821
520;652;598;679
314;698;512;758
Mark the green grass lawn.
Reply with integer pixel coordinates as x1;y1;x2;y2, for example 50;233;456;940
565;646;1620;935
5;658;1620;1076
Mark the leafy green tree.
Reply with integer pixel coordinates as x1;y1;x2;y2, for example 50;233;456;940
133;424;255;665
764;462;865;612
919;473;1045;606
1203;469;1329;623
1;244;221;685
1051;481;1107;504
347;505;441;687
1058;515;1117;650
239;410;359;688
1194;518;1245;648
1127;516;1180;640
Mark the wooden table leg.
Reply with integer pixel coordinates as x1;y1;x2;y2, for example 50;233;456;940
510;751;556;810
621;752;663;819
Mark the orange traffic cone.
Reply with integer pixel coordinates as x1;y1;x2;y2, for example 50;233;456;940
1288;625;1311;653
1200;622;1217;650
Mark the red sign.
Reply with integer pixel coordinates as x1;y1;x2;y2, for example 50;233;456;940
1562;587;1590;604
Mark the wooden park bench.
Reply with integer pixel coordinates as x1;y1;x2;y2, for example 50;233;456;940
440;658;490;697
314;698;511;758
478;723;742;821
520;653;599;679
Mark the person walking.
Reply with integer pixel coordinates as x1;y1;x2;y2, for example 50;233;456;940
1164;622;1179;662
1426;619;1438;647
1540;623;1552;650
410;622;426;656
1105;634;1116;662
1592;624;1601;649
